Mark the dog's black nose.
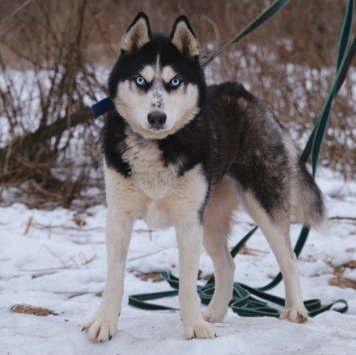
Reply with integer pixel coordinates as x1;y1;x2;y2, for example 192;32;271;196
147;111;166;129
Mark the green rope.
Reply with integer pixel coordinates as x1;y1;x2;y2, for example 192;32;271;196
128;271;348;317
201;0;290;67
128;0;354;317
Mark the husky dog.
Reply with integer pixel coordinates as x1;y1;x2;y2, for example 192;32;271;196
83;13;327;341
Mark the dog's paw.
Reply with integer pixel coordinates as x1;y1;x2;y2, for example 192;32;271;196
183;322;216;340
202;308;226;323
82;316;118;342
279;306;308;323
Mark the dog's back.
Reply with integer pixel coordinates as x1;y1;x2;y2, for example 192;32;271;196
208;81;327;231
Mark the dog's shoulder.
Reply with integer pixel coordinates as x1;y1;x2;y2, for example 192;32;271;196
207;80;288;150
102;111;132;177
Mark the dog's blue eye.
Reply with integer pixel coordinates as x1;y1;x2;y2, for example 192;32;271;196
170;78;181;88
135;76;146;87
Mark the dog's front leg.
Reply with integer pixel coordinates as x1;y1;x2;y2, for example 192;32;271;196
84;209;133;342
176;222;216;339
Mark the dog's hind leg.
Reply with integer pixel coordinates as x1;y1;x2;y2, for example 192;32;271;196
202;176;237;323
243;192;308;323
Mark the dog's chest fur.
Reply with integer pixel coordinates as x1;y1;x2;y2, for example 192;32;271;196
122;130;180;199
112;129;208;229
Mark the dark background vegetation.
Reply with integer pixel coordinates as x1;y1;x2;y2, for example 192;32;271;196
0;0;355;209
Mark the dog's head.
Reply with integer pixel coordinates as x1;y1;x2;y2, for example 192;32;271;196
109;13;205;139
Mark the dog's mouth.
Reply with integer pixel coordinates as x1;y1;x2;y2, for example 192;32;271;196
136;122;172;140
150;125;166;131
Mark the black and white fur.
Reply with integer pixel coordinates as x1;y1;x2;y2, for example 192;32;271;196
83;13;328;341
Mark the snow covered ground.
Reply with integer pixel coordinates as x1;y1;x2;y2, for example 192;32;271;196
0;169;356;354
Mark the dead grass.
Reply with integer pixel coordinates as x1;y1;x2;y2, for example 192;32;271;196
329;274;356;290
329;261;356;290
10;304;58;317
136;272;164;283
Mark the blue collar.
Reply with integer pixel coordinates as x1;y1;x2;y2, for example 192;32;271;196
91;97;115;119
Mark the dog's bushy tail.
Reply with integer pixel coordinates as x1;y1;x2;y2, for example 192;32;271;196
295;163;329;234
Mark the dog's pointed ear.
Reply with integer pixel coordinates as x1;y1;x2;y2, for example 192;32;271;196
170;16;199;59
121;12;152;54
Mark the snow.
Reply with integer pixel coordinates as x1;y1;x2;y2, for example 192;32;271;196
1;170;356;354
